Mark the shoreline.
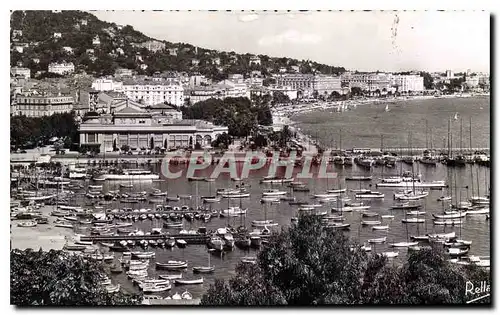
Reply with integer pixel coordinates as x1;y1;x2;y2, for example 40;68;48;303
272;93;489;150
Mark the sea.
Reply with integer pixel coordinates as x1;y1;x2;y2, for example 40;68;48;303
80;96;491;299
290;96;491;150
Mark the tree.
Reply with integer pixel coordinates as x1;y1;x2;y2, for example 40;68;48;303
212;132;232;150
420;71;434;90
201;215;490;306
312;90;319;99
252;134;268;148
350;87;362;96
120;144;130;152
279;125;292;148
11;249;142;306
271;91;290;105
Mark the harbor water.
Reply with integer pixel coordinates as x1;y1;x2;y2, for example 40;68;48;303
291;96;490;150
73;160;490;298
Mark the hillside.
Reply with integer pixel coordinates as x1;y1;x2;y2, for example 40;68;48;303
10;10;346;79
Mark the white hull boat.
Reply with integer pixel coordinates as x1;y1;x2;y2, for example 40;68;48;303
262;190;287;197
391;241;419;247
159;274;183;280
314;193;340;199
433;219;463;226
376;181;446;188
368;237;387;244
382;251;399;258
95;174;159;181
466;208;489;215
220;193;250;198
372;225;389;230
175;278;204;285
433;212;466;219
395;192;429;201
361;220;382;226
402;218;425;224
406;211;426;216
356;192;384;199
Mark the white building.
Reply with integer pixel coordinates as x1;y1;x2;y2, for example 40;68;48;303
215;80;250;99
48;62;75;75
10;67;31;79
249;56;261;66
62;46;74;54
121;79;185;106
392;75;424;93
13;45;24;53
91;78;124;91
79;99;227;152
341;73;393;93
465;76;480;88
227;74;244;83
446;70;453;78
53;32;62;39
189;74;208;87
168;48;178;56
12;94;74;117
132;40;166;52
93;35;100;46
269;86;298;100
114;68;134;77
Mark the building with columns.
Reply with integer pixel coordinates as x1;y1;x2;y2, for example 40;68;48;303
79;99;227;152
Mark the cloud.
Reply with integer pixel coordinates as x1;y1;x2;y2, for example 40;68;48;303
258;30;322;46
238;14;259;22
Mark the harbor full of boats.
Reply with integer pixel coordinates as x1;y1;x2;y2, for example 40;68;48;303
10;157;490;299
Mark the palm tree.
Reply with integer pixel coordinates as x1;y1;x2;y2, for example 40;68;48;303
280;125;292;148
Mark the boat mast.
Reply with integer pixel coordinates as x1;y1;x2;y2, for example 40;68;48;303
425;119;429;149
448;118;451;159
460;117;463;156
469;117;474;197
339;129;342;152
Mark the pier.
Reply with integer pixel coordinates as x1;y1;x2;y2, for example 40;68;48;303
79;234;210;244
11;147;490;165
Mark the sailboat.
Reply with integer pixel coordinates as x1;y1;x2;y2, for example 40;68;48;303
454;112;459;120
385;104;390;112
192;249;215;274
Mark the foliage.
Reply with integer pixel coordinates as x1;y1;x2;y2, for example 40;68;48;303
201;215;491;306
11;249;142;306
211;132;232;149
350;86;363;96
419;71;434;89
251;134;268;148
271;91;290;105
10;112;79;148
10;11;345;80
181;97;272;137
278;125;293;148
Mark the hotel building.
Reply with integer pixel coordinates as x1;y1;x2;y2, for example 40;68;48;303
12;94;74;117
79;99;228;152
121;78;184;106
48;62;75;75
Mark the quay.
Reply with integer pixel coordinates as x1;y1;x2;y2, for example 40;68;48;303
106;210;213;215
144;298;201;305
10;147;490;166
80;234;210;244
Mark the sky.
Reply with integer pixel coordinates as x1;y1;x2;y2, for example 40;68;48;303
92;11;490;73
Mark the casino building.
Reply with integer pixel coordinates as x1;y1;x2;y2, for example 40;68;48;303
79;99;228;152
